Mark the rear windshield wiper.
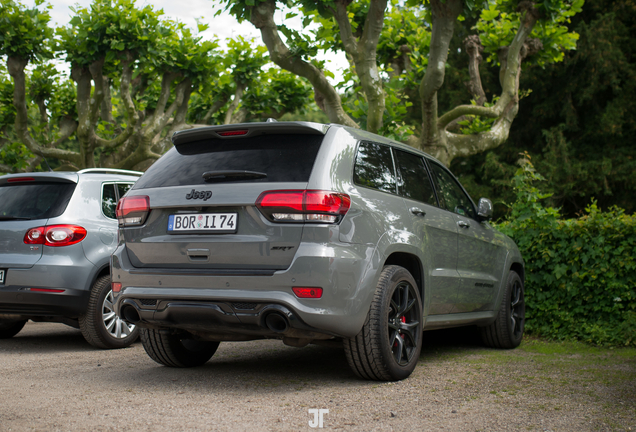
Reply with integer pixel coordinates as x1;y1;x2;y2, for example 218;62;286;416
0;216;32;221
202;170;268;182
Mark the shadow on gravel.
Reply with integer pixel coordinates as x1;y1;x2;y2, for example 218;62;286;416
0;323;94;353
421;326;484;352
128;342;357;389
103;327;490;394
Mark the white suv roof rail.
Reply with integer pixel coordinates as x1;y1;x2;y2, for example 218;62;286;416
77;168;144;176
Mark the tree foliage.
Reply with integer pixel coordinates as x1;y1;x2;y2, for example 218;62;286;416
452;0;636;218
496;156;636;347
221;0;582;166
0;0;312;172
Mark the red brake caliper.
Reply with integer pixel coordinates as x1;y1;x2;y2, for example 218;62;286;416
394;316;407;347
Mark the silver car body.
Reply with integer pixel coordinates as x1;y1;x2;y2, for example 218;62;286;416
0;170;139;324
112;122;524;342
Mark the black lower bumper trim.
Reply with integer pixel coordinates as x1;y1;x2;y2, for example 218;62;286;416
119;298;335;340
0;286;89;318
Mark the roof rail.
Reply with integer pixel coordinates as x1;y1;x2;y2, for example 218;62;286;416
77;168;144;176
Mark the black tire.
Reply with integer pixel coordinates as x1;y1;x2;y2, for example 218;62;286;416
0;319;27;339
79;275;139;349
481;270;525;348
344;265;423;381
140;328;220;368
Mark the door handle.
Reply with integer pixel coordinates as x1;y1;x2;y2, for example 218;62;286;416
457;220;470;228
409;208;426;217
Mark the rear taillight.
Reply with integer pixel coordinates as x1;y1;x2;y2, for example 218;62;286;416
256;190;351;223
116;195;150;227
24;225;87;247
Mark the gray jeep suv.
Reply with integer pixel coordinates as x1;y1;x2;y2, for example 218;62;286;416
112;122;525;380
0;169;141;349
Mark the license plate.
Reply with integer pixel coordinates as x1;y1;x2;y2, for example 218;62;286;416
0;269;5;285
168;213;237;233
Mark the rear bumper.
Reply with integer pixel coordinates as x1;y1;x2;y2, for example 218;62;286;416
112;239;379;339
0;286;89;318
0;249;97;318
118;298;333;340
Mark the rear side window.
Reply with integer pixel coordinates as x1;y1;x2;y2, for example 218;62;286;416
0;182;76;220
353;142;396;194
102;184;118;219
102;182;135;219
133;134;323;189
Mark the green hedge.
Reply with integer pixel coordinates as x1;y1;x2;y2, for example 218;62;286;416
495;156;636;347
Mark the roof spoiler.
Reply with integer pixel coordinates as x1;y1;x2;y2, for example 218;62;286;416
77;168;143;176
171;122;330;146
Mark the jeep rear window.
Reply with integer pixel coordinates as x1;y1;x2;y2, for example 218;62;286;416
0;182;76;220
133;134;324;189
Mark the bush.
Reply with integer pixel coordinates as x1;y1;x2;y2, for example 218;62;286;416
496;154;636;347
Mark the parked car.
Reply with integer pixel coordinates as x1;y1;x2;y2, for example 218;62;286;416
112;122;525;380
0;168;141;348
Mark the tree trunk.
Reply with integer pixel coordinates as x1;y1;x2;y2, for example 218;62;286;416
249;0;357;128
419;0;463;160
224;83;245;125
7;56;81;166
418;2;540;167
332;0;387;133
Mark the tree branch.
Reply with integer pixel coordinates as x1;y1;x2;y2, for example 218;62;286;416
332;0;387;132
100;76;115;123
437;104;499;130
249;0;357;128
224;83;245;124
419;0;463;150
153;72;179;119
494;3;540;114
443;115;512;161
332;1;358;56
95;56;138;149
7;56;82;165
202;96;230;124
87;58;106;126
463;35;487;106
428;2;541;166
147;78;190;137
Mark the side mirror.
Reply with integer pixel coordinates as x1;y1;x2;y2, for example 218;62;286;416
477;198;493;221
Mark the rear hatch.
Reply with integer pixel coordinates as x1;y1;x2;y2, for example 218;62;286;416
0;174;77;270
123;122;329;272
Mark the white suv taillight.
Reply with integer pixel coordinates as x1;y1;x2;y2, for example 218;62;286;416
256;190;350;223
116;195;150;227
23;225;87;247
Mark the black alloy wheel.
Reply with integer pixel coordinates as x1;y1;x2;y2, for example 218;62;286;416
388;280;420;366
481;270;525;349
344;265;423;381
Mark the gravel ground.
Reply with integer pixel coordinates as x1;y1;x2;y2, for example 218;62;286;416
1;321;634;431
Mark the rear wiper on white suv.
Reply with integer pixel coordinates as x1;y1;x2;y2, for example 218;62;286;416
0;216;32;221
202;170;267;182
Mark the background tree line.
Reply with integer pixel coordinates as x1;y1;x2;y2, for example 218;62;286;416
451;0;636;218
0;0;312;171
1;0;633;218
